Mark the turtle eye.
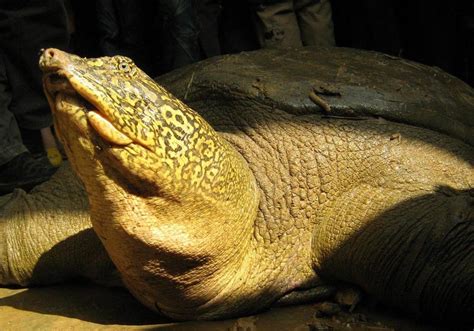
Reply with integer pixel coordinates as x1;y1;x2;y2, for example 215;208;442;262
118;61;131;72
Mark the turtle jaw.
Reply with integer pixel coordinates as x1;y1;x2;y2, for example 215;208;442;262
42;76;135;174
41;58;158;196
42;71;95;154
40;50;160;196
41;49;134;148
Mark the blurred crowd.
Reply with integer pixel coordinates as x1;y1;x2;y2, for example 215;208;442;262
68;0;474;82
0;0;473;193
71;0;336;76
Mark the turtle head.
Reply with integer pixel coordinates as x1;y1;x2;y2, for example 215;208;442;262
40;48;245;200
40;49;259;317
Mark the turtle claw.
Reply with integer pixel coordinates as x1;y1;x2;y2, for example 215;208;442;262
335;287;363;313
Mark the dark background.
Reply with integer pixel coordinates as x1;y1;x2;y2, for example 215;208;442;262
69;0;474;86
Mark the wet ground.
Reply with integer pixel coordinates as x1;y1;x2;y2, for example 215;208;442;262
0;284;455;330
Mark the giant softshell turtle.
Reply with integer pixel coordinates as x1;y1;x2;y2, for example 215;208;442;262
160;47;474;147
0;47;472;324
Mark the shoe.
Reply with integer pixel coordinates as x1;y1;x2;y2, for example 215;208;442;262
0;152;58;195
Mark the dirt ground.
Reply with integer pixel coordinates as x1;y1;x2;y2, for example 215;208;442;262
0;284;459;330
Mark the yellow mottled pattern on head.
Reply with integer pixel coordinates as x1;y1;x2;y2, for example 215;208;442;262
54;52;255;202
87;59;104;67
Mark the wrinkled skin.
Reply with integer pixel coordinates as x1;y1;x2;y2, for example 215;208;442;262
1;48;473;323
0;164;118;286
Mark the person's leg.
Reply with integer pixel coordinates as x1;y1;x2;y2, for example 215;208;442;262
0;0;67;193
295;0;335;47
250;0;303;48
0;52;27;168
195;0;223;58
96;0;153;74
359;0;401;56
0;54;57;193
220;0;259;54
96;0;122;56
157;0;201;71
0;0;70;131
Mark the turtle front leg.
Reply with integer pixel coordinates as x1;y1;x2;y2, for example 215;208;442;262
275;284;336;306
312;184;474;323
0;164;119;287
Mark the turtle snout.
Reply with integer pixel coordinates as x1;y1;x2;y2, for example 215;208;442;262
39;48;70;72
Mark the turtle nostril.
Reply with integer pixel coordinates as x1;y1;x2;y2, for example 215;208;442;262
47;49;55;59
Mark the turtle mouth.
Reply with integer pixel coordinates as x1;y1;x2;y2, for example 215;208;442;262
43;71;133;147
44;71;95;112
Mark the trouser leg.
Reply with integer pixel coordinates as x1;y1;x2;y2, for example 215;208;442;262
360;0;401;55
0;0;69;130
0;52;28;166
196;0;222;58
96;0;152;74
220;0;259;53
295;0;335;46
158;0;200;71
251;1;303;48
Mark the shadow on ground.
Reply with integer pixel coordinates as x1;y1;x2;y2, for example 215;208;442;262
0;285;449;330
